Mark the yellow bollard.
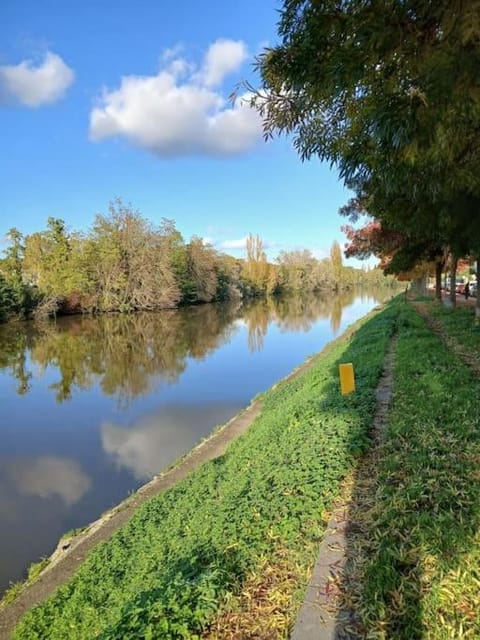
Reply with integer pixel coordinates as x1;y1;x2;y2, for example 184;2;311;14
339;363;355;395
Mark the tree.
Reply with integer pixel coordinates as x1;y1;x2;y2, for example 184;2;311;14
0;274;18;320
330;240;343;287
252;0;480;302
254;1;480;192
215;254;243;300
91;199;180;312
184;237;218;303
244;234;270;294
277;249;316;291
2;228;24;283
0;228;33;316
23;218;89;316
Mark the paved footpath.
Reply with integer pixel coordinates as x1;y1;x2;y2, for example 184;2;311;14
290;335;397;639
290;502;350;640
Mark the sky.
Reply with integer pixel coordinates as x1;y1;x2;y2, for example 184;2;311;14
0;0;370;265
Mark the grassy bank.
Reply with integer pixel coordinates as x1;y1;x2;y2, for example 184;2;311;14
345;303;480;638
12;303;397;639
428;301;480;353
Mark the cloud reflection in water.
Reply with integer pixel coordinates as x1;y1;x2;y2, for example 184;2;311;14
4;456;91;506
101;404;241;480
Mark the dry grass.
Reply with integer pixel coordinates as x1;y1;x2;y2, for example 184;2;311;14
203;547;307;640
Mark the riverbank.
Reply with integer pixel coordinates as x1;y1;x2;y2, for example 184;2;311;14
5;298;480;638
2;300;394;638
0;290;388;603
0;400;263;638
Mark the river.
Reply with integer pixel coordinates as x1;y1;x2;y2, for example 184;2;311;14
0;289;390;595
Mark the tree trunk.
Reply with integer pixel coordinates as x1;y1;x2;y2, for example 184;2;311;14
435;262;442;301
450;256;458;308
476;257;480;324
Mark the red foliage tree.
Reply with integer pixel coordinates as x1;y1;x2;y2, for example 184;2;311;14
342;221;405;270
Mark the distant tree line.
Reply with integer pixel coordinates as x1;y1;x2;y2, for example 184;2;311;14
0;198;394;322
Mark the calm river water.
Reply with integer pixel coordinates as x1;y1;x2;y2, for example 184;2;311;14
0;290;390;594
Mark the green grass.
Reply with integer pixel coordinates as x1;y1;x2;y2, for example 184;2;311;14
13;303;398;639
1;559;50;608
1;583;24;608
60;527;87;542
428;302;480;352
348;304;480;638
26;559;50;583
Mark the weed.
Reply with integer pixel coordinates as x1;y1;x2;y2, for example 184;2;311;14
1;559;50;608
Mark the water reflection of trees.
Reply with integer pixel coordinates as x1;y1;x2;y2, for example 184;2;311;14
0;289;392;403
242;299;273;352
272;289;357;333
0;324;36;395
0;302;241;404
240;288;390;350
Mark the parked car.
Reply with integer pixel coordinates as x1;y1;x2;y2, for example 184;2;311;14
445;278;466;293
470;282;477;298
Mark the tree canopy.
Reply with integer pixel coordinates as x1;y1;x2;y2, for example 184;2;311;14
256;0;480;189
253;0;480;307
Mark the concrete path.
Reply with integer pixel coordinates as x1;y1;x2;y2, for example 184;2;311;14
290;502;349;640
290;334;397;639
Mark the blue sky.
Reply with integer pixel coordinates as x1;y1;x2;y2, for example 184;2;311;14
0;0;367;264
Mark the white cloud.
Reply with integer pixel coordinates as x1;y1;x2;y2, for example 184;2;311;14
221;237;248;250
89;39;261;157
200;39;248;87
162;44;185;62
220;236;278;252
312;247;329;260
0;52;74;107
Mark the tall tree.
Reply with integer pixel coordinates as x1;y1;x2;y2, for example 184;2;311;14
23;218;87;315
244;234;270;294
277;249;316;291
2;228;24;283
330;240;343;286
184;237;218;303
255;0;480;191
0;228;30;316
252;0;480;289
